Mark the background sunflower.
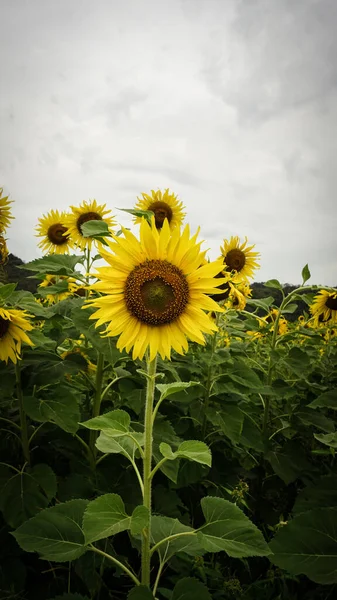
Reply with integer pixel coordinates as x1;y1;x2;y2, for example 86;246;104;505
64;199;115;250
36;209;73;254
86;217;225;360
134;189;186;230
0;188;14;232
220;236;260;282
311;289;337;325
0;307;34;363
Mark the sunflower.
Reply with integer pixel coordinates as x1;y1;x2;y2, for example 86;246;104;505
0;307;34;364
310;290;337;325
38;274;71;304
36;209;73;254
64;199;115;250
220;236;260;282
86;217;225;360
68;281;90;297
134;189;186;230
0;188;14;232
0;236;9;265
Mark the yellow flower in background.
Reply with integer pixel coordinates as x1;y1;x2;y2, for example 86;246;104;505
263;308;288;336
0;307;34;364
68;281;90;298
0;188;14;232
38;275;70;304
220;236;260;282
64;199;115;250
134;189;186;230
310;290;337;325
36;209;73;255
86;217;225;360
0;236;9;265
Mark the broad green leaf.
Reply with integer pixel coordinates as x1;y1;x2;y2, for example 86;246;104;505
270;507;337;584
314;432;337;449
265;279;282;290
153;418;181;483
80;410;131;436
96;431;143;461
294;475;337;514
159;440;211;467
240;417;264;452
71;307;122;365
151;515;201;561
13;500;89;562
0;464;56;528
197;496;271;557
156;381;199;401
22;254;83;276
282;303;298;314
83;494;130;544
81;220;112;239
118;207;154;222
127;586;154;599
301;263;311;284
130;505;150;536
266;442;310;484
0;282;16;301
296;408;334;433
38;280;70;297
226;366;262;390
246;296;275;310
206;405;244;444
23;386;81;434
309;390;337;410
172;578;212;600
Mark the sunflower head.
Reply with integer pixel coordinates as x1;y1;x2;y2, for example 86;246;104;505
0;236;9;265
310;289;337;325
0;188;14;233
36;209;73;255
134;189;186;231
86;217;226;360
220;236;260;282
38;274;70;304
0;307;34;363
64;199;115;250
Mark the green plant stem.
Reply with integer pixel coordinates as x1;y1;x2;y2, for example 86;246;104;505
89;352;105;465
15;362;30;465
153;560;165;596
90;545;140;586
141;355;157;587
201;317;219;439
150;531;196;557
85;247;91;299
0;416;21;431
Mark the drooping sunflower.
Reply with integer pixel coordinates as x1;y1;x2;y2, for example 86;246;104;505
0;188;14;232
36;209;73;254
38;274;71;304
220;236;260;282
134;189;186;230
310;290;337;325
0;235;9;265
86;217;226;360
64;199;115;250
0;307;34;364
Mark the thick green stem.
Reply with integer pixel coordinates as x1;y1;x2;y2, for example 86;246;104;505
15;362;30;465
201;316;219;439
85;248;91;299
89;352;105;465
141;355;157;587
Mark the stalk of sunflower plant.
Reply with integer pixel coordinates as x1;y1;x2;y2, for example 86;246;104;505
133;188;186;230
63;199;115;251
220;236;260;282
0;188;14;233
36;209;73;254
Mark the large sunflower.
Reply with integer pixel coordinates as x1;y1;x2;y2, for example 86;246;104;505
36;209;73;254
310;290;337;325
86;218;225;360
134;189;186;230
64;199;115;250
0;307;34;364
0;188;14;232
220;236;260;282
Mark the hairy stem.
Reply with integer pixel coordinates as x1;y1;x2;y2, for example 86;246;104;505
89;352;105;465
201;315;219;439
141;355;157;587
90;545;140;586
15;362;30;465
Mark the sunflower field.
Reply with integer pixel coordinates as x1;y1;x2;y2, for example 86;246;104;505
1;187;337;600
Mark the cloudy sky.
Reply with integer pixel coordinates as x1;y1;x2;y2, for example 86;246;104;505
1;0;336;284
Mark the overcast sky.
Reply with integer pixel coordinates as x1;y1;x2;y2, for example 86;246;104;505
1;0;337;284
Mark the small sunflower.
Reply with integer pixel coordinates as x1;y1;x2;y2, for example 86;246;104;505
68;281;90;298
36;209;73;254
0;188;14;232
310;290;337;325
134;189;186;230
0;307;34;364
64;199;115;250
220;236;260;282
86;217;225;360
0;236;9;265
38;275;70;304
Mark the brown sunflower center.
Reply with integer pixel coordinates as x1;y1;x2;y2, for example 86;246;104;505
224;249;246;272
326;295;337;311
0;316;10;339
76;212;102;234
47;223;69;245
73;287;86;297
124;259;189;325
148;201;173;229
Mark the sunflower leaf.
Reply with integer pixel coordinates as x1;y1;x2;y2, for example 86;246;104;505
83;494;131;544
159;440;212;467
118;208;154;223
264;279;283;290
21;255;83;276
156;381;199;401
172;578;212;600
81;220;112;240
301;263;311;284
80;409;131;435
